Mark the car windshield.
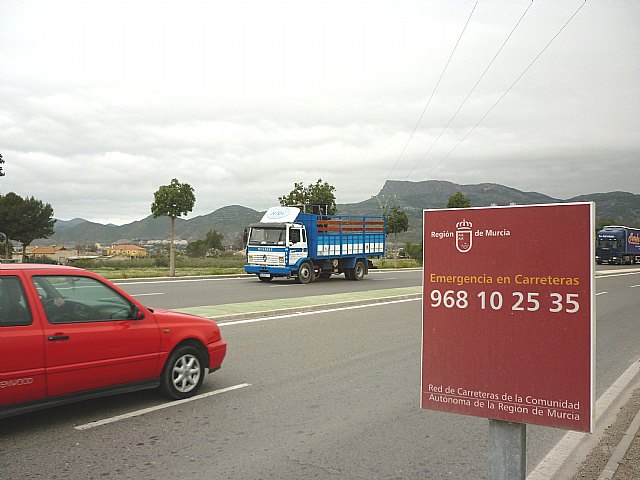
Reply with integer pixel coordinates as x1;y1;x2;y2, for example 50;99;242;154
249;227;286;246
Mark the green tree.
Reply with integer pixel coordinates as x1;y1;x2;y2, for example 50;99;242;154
231;232;245;251
386;206;409;268
186;229;224;257
186;240;207;258
596;217;615;232
446;192;471;208
151;179;196;276
0;192;55;260
278;179;337;214
404;242;423;264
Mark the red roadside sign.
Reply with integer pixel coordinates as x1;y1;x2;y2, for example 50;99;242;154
421;203;594;432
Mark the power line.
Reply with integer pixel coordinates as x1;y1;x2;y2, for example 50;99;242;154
385;1;478;181
407;0;535;177
424;0;588;178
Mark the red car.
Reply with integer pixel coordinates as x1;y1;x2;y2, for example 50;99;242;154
0;264;227;418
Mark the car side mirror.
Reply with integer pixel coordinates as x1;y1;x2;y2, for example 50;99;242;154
133;306;145;320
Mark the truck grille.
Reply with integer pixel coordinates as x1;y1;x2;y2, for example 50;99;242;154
247;251;284;265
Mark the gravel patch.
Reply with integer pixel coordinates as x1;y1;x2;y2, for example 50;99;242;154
571;389;640;480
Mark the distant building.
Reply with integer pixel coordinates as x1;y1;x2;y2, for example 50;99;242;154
106;244;147;258
20;245;78;264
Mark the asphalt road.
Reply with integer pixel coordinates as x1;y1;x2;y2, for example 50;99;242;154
591;269;640;398
114;268;423;310
0;266;638;479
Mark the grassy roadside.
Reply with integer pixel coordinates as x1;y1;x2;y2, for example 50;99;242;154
372;258;421;269
73;256;421;280
73;256;246;280
90;267;246;280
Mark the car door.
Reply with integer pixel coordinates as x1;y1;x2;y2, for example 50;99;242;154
0;274;47;407
32;273;162;398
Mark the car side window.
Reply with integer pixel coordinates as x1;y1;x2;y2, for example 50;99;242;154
32;275;138;324
0;276;32;327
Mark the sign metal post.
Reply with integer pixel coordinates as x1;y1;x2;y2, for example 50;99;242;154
420;203;594;478
488;420;526;480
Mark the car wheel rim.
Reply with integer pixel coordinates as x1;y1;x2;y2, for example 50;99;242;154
172;354;201;393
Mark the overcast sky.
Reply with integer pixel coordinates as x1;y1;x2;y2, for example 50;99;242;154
1;0;638;225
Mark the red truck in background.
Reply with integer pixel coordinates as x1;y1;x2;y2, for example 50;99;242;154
0;264;227;419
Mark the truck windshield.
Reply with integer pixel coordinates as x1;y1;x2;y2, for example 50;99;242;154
597;238;618;249
249;227;286;246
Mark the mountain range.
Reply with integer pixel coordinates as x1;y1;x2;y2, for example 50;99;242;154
43;180;640;247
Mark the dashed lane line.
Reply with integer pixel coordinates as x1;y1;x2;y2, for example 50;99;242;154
74;383;251;431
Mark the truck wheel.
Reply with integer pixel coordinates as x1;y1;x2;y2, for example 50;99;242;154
258;275;273;282
344;269;354;280
297;262;315;284
353;260;366;281
160;345;206;400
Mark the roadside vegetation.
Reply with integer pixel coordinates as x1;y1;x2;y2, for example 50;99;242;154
72;255;246;279
372;257;421;269
69;245;423;279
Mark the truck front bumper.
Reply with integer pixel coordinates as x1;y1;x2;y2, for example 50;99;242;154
245;265;292;276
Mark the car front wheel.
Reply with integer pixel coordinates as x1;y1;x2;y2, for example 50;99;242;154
160;345;206;399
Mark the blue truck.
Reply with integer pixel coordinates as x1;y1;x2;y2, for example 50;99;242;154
596;225;640;265
244;206;386;283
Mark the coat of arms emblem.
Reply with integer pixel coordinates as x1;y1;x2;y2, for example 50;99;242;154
456;219;473;253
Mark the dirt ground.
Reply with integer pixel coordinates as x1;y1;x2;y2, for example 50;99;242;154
570;389;640;480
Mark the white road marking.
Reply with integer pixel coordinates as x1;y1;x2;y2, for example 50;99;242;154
597;271;640;278
630;285;640;288
74;383;251;431
114;277;253;286
370;269;421;274
596;292;608;296
112;269;417;286
130;292;165;297
217;297;421;327
527;362;640;479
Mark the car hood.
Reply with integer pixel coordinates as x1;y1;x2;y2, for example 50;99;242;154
151;307;217;324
